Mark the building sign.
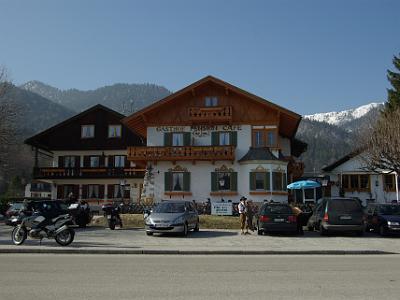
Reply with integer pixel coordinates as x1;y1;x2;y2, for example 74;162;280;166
211;202;233;216
192;125;242;137
155;125;242;137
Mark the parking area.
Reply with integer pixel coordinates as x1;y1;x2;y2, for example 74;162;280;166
1;223;400;253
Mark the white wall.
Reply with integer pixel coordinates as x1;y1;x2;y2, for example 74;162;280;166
325;154;399;205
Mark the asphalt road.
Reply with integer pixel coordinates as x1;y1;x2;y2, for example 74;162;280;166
0;254;399;300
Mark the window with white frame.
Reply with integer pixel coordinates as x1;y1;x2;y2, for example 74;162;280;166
205;96;218;107
219;132;230;146
172;133;184;146
81;125;95;138
64;156;76;168
90;156;100;168
88;185;100;198
114;155;125;168
108;125;122;138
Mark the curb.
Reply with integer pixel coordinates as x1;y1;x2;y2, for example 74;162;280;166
0;248;396;255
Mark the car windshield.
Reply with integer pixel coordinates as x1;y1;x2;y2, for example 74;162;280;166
378;205;400;215
262;205;292;214
153;202;186;213
10;203;23;210
329;200;361;214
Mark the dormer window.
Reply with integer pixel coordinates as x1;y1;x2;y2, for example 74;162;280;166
81;125;95;138
108;125;122;138
205;96;218;107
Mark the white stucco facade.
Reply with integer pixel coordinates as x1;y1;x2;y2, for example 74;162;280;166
324;153;399;205
143;125;290;204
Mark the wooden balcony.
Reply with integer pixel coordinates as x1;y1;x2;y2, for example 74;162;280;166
127;146;235;162
33;167;145;179
188;106;233;123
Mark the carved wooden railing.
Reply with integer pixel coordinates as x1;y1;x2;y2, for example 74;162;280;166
127;146;235;162
33;167;146;179
188;106;233;123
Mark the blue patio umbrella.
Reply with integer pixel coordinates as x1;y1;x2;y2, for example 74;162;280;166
287;180;321;203
287;180;321;190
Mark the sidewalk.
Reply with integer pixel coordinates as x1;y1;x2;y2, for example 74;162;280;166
1;224;399;255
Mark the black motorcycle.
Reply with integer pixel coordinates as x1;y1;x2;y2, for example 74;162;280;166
11;211;75;246
102;203;123;230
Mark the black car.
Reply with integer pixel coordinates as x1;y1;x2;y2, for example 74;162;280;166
365;204;400;236
257;203;298;235
307;197;364;236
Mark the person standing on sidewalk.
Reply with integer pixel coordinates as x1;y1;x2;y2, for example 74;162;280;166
238;197;247;235
246;200;254;233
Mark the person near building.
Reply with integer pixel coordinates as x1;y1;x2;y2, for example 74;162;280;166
238;197;247;235
291;202;304;235
246;200;255;233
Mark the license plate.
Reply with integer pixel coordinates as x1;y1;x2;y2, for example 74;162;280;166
107;215;111;220
274;218;284;222
155;224;168;227
340;216;352;220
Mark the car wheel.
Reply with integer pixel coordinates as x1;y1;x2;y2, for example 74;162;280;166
146;231;153;236
182;223;188;237
194;220;200;232
356;230;364;236
320;225;328;236
379;225;388;237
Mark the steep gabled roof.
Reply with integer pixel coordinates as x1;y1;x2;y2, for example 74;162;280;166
238;147;285;163
25;104;143;151
322;148;364;172
122;75;302;138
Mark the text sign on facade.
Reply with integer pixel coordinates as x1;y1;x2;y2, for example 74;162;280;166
211;202;233;216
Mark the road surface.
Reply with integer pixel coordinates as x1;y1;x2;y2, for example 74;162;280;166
0;254;399;299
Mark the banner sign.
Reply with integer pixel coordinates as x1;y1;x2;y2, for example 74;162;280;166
211;202;233;216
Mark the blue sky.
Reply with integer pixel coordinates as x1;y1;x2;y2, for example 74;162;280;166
1;0;399;114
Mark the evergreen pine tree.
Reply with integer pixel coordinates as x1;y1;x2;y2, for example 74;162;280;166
384;54;400;113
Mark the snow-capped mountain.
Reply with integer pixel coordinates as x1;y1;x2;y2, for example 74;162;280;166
304;102;384;126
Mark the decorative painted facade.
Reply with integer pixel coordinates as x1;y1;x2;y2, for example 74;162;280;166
124;76;306;204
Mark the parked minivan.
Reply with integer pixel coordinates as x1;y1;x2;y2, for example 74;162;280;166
307;197;364;236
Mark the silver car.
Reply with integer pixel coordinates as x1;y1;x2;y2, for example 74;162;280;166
144;201;200;236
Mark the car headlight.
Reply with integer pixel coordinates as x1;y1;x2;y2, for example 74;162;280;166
388;221;399;226
145;217;153;225
172;216;185;225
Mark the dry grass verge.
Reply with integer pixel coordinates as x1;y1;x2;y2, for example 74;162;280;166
91;214;240;230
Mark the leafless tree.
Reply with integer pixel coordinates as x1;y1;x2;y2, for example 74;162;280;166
0;67;18;187
360;107;400;175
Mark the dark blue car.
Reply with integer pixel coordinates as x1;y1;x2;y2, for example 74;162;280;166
365;204;400;236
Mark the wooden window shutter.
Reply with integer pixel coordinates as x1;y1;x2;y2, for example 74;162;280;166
230;131;237;146
183;172;191;192
57;185;64;199
211;132;219;146
75;156;81;168
164;172;172;191
58;156;64;168
81;185;88;199
100;155;105;167
183;132;191;146
283;173;287;191
211;172;218;191
83;156;90;167
108;156;114;168
73;185;79;198
107;185;114;198
99;185;105;199
265;172;271;191
249;172;256;191
164;133;172;146
124;186;130;199
231;172;238;191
